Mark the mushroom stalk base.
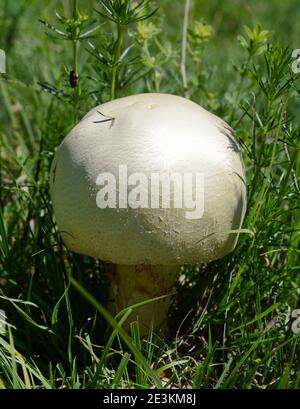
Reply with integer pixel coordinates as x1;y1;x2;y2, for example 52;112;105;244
107;264;178;335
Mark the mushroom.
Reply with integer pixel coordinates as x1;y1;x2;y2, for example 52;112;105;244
50;93;247;335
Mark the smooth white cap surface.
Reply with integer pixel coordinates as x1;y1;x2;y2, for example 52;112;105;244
50;93;247;265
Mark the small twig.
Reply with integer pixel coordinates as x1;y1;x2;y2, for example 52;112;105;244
181;0;190;99
93;110;115;127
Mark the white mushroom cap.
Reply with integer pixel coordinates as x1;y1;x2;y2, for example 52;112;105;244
50;93;246;265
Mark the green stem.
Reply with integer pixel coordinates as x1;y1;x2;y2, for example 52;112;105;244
73;0;78;19
229;53;252;122
72;41;79;123
111;24;124;100
73;39;78;76
72;0;80;123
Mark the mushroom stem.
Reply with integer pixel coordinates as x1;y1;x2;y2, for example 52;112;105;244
107;264;178;335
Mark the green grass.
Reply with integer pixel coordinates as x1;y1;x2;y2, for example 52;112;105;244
0;0;300;389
